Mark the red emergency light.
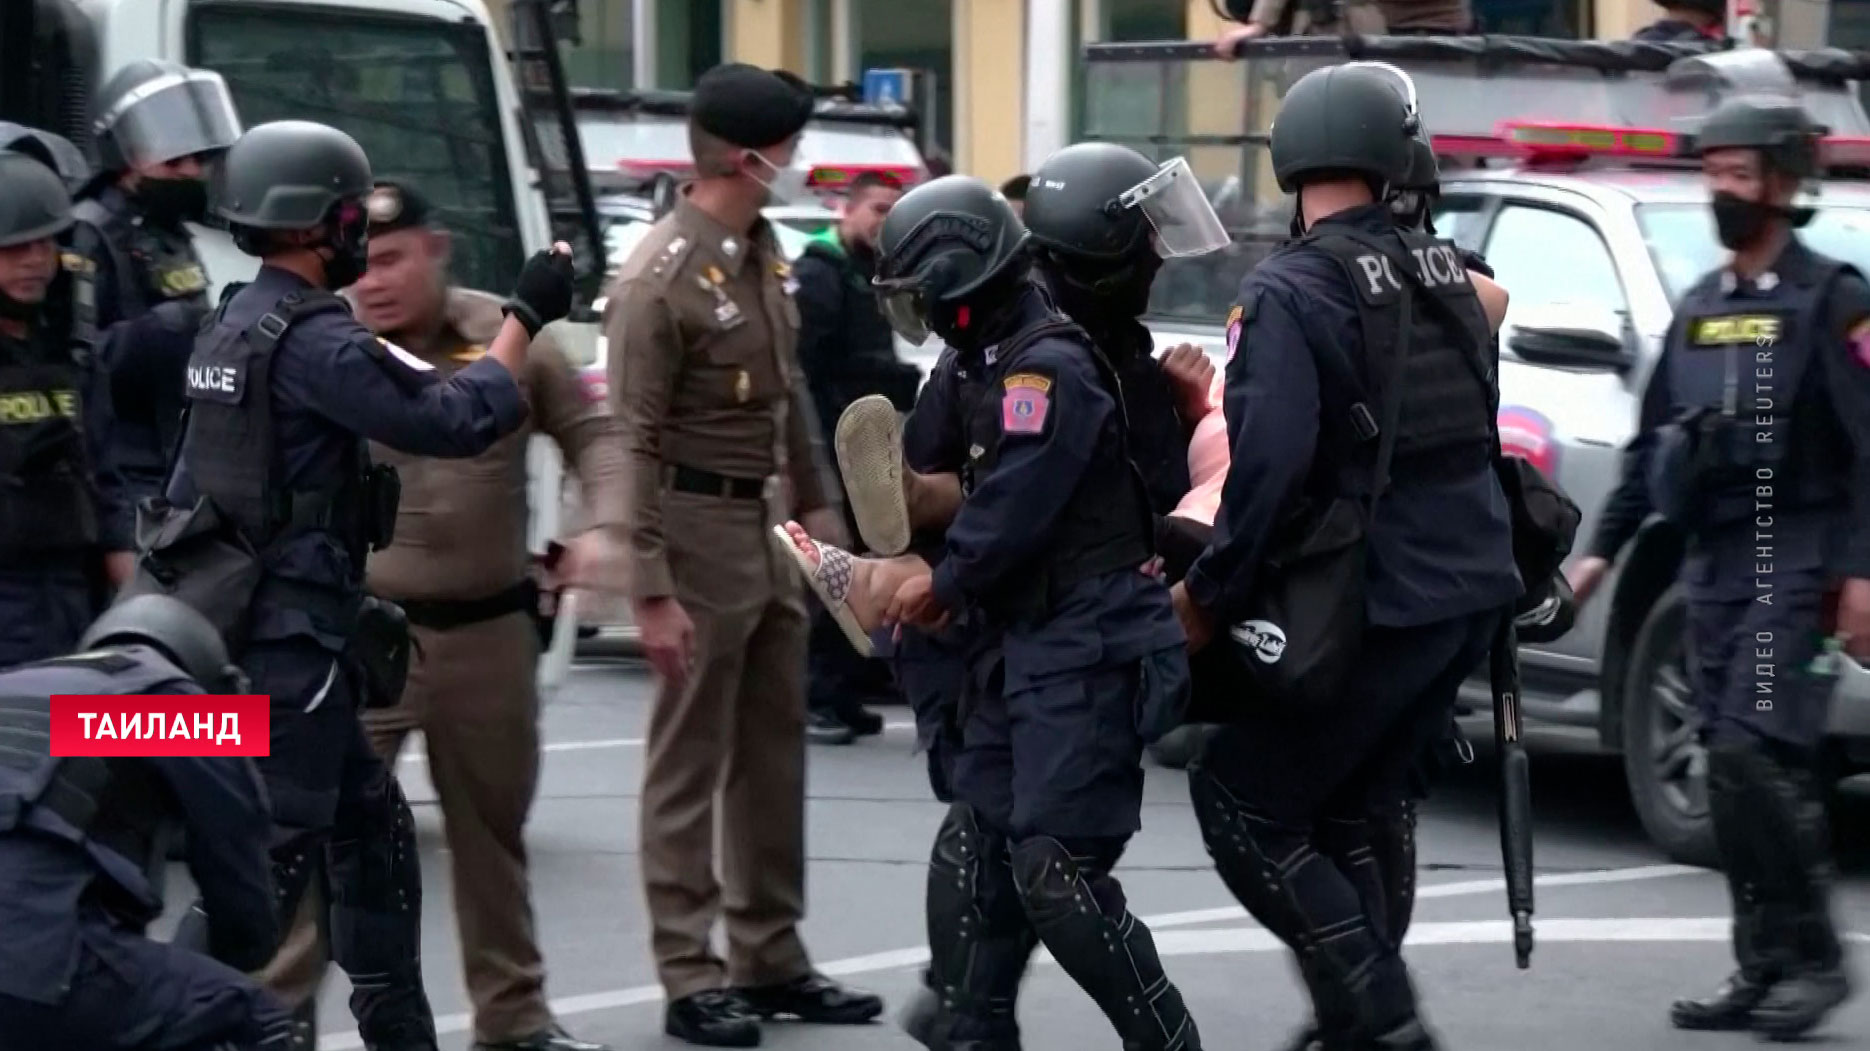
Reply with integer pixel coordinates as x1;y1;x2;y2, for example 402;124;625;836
1819;136;1870;168
1496;121;1681;160
614;159;693;176
806;164;921;190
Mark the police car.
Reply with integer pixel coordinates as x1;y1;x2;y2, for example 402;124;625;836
1086;37;1870;864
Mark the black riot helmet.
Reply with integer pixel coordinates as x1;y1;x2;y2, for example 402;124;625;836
872;175;1030;345
1024;142;1230;263
79;594;249;694
0;151;76;248
1390;127;1442;232
0;123;91;194
1271;62;1420;194
214;121;373;284
91;60;242;174
1692;95;1822;179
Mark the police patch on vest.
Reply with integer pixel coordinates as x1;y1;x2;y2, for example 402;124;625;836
186;362;243;402
1851;317;1870;369
0;389;79;423
155;262;209;298
1001;373;1052;436
1690;314;1782;347
1225;304;1244;363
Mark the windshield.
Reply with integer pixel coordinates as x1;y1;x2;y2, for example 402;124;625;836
576;114;691;168
1637;202;1870;302
189;3;523;294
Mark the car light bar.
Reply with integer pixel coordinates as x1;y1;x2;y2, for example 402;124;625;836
1498;121;1681;158
807;164;921;189
1433;121;1870;171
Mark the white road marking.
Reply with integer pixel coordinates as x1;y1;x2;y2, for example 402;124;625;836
317;862;1710;1049
397;721;919;764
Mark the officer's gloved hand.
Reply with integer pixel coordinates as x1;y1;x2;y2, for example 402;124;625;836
503;242;576;338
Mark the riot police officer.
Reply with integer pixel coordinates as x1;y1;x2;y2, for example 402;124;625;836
1571;96;1868;1040
0;136;130;668
1172;65;1519;1050
0;593;290;1050
72;60;242;531
139;119;576;1051
873;175;1201;1051
0;121;93;193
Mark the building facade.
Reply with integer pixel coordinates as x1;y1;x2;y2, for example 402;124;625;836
488;0;1859;189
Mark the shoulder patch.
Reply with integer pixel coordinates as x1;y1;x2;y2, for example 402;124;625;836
1002;373;1052;436
377;337;436;373
1849;317;1870;369
60;251;94;275
451;343;487;362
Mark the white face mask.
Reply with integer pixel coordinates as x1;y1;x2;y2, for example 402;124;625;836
748;151;810;206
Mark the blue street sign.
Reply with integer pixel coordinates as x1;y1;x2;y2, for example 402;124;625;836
862;68;911;106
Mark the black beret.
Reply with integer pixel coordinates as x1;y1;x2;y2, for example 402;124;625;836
691;63;815;150
364;179;432;234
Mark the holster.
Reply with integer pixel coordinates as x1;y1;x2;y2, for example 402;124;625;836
360;464;402;552
350;596;414;710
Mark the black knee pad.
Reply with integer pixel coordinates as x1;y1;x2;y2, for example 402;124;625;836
1009;836;1199;1050
926;803;1036;1036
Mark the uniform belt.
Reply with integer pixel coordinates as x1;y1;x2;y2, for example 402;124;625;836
667;465;768;500
395;581;535;631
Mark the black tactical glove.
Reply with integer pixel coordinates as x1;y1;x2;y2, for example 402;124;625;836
503;247;575;338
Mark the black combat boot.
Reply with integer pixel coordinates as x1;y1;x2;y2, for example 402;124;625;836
1670;896;1778;1030
1361;1016;1437;1050
1751;766;1852;1042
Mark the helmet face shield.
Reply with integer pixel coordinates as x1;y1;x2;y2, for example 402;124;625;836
98;70;242;169
874;279;933;345
1117;157;1228;258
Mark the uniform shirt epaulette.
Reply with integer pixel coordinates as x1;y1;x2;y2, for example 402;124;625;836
618;219;700;292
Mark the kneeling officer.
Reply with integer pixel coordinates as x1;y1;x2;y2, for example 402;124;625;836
135;119;576;1050
874;175;1200;1051
0;594;291;1050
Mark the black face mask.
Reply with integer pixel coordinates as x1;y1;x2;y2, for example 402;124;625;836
1050;251;1161;332
1711;191;1775;251
136;177;210;227
321;204;371;289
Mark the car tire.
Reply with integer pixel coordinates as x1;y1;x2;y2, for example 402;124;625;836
1621;583;1720;869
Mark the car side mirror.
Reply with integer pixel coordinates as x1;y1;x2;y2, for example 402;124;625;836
1507;302;1632;372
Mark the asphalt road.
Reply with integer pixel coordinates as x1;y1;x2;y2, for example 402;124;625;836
183;657;1870;1050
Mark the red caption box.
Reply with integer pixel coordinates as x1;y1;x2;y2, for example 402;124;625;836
49;695;271;757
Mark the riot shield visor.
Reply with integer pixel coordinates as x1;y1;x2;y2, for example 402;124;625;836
1116;157;1228;258
98;71;242;168
874;281;932;345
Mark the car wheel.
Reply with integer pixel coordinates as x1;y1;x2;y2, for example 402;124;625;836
1621;584;1719;868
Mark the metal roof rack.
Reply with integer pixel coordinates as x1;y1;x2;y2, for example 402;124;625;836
567;84;919;130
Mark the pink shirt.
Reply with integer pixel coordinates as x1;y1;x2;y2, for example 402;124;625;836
1171;374;1227;527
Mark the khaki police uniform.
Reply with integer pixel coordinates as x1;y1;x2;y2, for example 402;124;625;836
606;194;835;1000
264;288;628;1043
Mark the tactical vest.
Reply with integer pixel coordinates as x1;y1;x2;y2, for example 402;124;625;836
1302;226;1497;483
0;649;194;913
961;318;1155;621
0;327;98;559
1658;260;1853;526
72;199;211;324
74;200;209;463
179;287;362;546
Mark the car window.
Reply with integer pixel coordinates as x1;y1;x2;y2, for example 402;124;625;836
1482;203;1628;338
1637;203;1870;303
1430;194;1490;255
575;114;692;168
190;3;523;296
